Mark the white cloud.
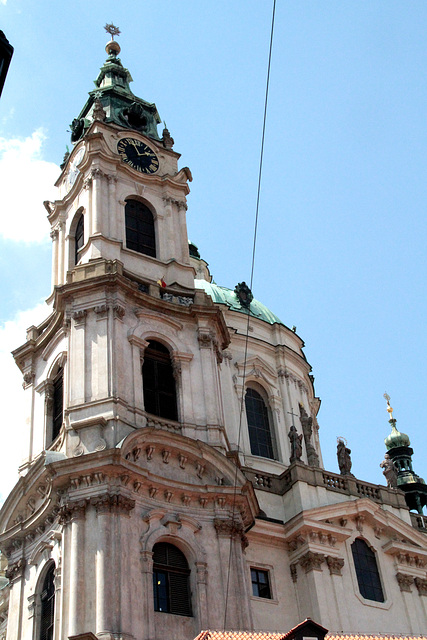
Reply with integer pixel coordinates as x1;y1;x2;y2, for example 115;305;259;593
0;301;49;504
0;129;59;242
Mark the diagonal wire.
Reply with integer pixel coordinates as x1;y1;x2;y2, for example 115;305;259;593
223;0;277;628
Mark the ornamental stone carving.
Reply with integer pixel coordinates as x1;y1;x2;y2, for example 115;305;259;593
214;518;248;549
396;572;414;592
72;309;87;325
196;561;208;584
198;329;215;348
92;98;106;122
113;303;126;320
5;558;26;583
299;551;325;573
415;576;427;596
290;563;298;583
23;371;35;388
58;499;88;524
90;494;135;515
326;556;344;576
287;534;305;553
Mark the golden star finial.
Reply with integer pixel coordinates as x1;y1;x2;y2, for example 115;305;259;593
104;23;121;40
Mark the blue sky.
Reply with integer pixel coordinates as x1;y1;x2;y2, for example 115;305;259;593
1;1;426;499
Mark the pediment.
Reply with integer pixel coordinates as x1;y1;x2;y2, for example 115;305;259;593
234;355;277;384
284;498;427;556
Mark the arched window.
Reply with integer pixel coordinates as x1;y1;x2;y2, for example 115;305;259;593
152;542;192;616
74;214;84;265
125;199;156;257
245;387;276;459
51;368;64;443
39;563;55;640
143;341;177;421
351;538;384;602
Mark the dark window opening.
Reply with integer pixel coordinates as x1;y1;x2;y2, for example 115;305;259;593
245;388;276;459
153;542;192;616
351;538;384;602
125;199;156;257
40;564;55;640
251;568;272;599
143;341;177;421
52;369;63;442
75;214;84;265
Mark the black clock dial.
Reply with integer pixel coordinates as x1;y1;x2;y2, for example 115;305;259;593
117;138;159;174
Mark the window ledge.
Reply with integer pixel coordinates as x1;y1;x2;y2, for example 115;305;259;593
250;596;279;605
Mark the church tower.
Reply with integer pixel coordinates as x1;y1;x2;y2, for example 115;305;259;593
1;27;427;640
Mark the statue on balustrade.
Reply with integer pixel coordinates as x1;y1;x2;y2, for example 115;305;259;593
337;438;354;476
380;453;398;488
289;425;303;463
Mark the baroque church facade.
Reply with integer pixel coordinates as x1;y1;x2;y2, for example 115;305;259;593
1;34;427;640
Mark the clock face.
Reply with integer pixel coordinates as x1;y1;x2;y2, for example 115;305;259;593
117;138;159;174
65;145;85;192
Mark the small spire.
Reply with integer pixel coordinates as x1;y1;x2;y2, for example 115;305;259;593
104;23;121;58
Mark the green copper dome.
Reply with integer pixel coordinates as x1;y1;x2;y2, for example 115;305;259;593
195;279;284;326
385;421;411;450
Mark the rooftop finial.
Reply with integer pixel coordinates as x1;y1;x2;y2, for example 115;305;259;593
104;23;121;40
104;23;121;58
384;392;394;420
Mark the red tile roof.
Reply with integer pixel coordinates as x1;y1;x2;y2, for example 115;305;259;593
194;632;427;640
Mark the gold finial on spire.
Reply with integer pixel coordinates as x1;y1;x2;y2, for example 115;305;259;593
104;23;121;40
384;392;394;420
104;24;121;57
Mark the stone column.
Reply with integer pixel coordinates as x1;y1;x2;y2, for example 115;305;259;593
195;562;209;628
107;175;117;239
93;496;112;635
177;201;189;263
58;220;66;285
297;551;326;624
91;169;103;235
61;501;87;638
162;197;174;260
198;329;222;433
92;494;135;637
5;558;26;640
172;353;194;424
325;556;347;632
94;304;109;400
50;228;59;288
70;310;86;405
140;550;155;640
214;517;252;630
